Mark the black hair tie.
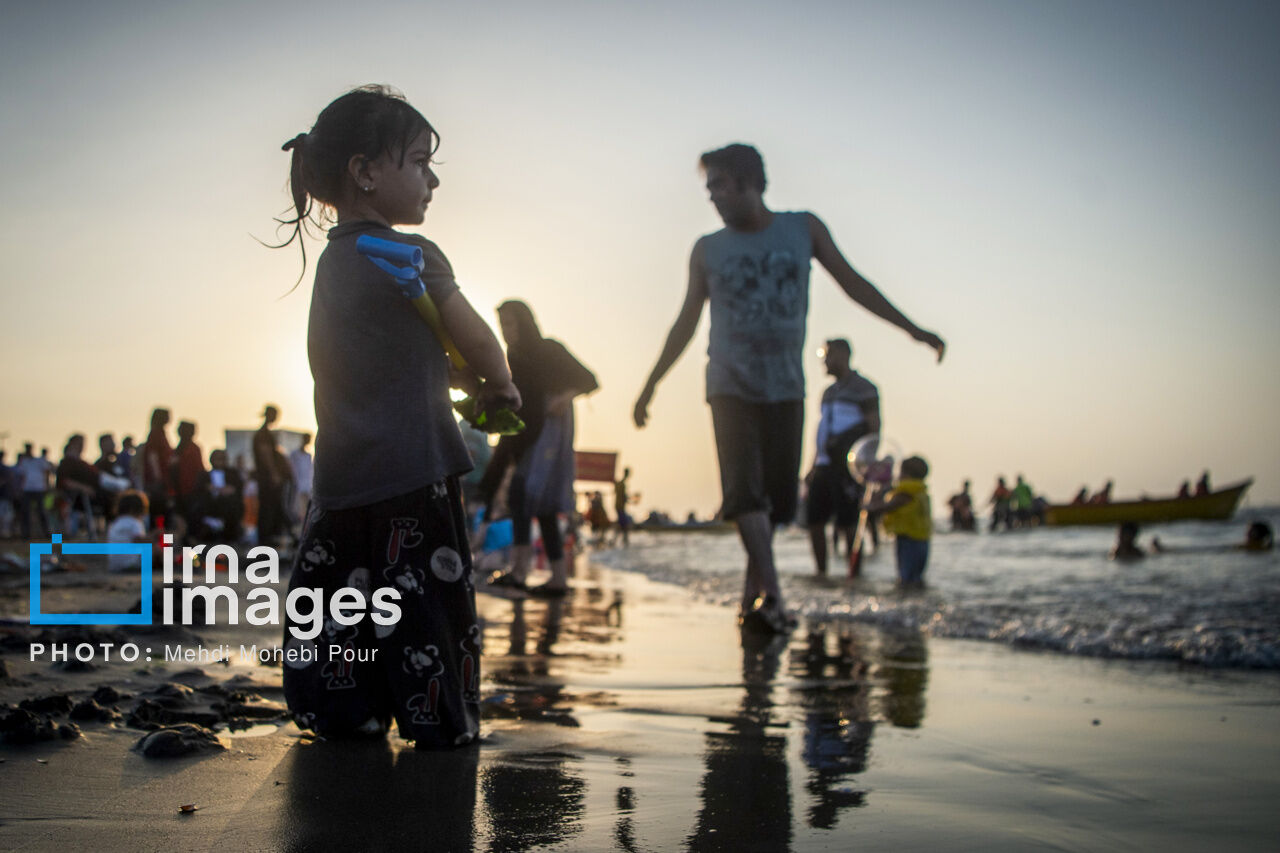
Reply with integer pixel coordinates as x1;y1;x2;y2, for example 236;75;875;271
281;133;308;152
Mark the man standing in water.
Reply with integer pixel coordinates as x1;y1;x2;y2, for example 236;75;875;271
805;338;880;577
633;144;944;633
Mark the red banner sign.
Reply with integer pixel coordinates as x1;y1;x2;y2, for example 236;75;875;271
575;451;617;483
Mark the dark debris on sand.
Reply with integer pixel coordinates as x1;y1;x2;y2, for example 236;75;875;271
70;697;123;723
0;707;81;745
19;694;73;715
92;685;130;705
134;724;226;758
128;699;223;730
1;651;287;749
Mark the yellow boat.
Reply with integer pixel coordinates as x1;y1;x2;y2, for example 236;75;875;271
1043;479;1252;527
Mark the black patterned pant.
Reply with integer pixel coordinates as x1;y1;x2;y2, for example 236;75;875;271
283;478;481;748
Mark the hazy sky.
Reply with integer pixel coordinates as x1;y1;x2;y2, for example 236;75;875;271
2;0;1278;516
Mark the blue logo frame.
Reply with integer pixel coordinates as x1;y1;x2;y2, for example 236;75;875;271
29;534;152;625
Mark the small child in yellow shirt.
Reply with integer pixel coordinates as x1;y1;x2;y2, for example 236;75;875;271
865;456;932;588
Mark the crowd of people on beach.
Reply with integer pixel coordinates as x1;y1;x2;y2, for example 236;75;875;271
0;405;313;558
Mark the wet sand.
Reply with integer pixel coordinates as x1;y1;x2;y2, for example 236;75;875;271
2;555;1279;851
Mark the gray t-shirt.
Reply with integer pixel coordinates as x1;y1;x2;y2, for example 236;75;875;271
702;211;813;402
308;221;472;510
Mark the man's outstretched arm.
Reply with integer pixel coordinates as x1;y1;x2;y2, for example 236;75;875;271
634;240;709;428
808;213;946;362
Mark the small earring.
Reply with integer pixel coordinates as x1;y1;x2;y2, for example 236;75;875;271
362;185;374;193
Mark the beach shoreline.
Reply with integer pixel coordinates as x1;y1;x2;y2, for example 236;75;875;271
2;555;1279;851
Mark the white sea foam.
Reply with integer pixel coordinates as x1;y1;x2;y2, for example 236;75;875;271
591;510;1280;668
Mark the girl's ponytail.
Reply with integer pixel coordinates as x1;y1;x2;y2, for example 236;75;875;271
281;132;311;227
274;132;313;285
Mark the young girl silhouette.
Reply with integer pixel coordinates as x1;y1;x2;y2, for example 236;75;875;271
275;85;519;747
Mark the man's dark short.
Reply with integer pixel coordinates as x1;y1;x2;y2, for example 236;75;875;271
709;395;804;524
806;464;858;527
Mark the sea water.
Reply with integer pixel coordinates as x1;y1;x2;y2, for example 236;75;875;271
591;507;1280;668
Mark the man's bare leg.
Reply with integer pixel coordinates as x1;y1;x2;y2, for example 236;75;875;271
810;524;828;576
737;510;781;610
545;556;568;590
509;544;532;584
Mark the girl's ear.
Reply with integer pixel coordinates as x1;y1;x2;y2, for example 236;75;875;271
346;154;374;193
